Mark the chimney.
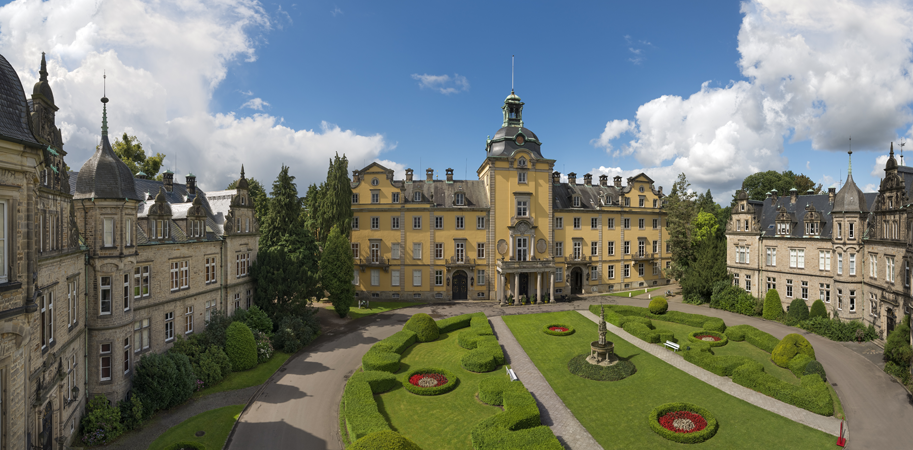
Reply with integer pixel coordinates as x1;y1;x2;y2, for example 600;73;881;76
405;168;413;182
136;171;148;180
766;191;772;199
583;173;592;185
568;172;577;185
770;189;778;202
352;170;360;183
790;188;798;204
599;175;608;186
446;168;454;182
552;171;561;184
163;170;174;192
613;176;622;188
828;187;836;204
658;186;663;195
426;168;434;182
186;173;196;195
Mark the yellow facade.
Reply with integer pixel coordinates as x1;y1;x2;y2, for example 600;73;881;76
350;92;670;302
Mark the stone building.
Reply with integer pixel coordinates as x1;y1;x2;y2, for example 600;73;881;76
350;91;671;303
727;147;913;338
0;50;259;449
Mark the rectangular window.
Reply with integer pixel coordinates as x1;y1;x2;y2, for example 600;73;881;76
608;265;615;279
555;217;563;229
233;293;241;312
171;262;179;290
180;261;189;288
456;216;464;229
820;283;830;303
435;270;443;286
624;264;630;278
391;216;400;229
786;279;793;298
837;253;843;275
434;216;443;229
573;196;581;207
165;312;174;341
745;275;752;291
572;242;581;260
819;251;831;271
849;222;855;239
413;242;422;260
205;300;213;322
100;276;112;315
352;217;359;229
591;218;598;229
352;270;359;285
371;217;379;230
247;289;252;309
638;240;646;257
624;241;630;255
573;217;581;229
639;197;645;207
100;344;111;381
850;254;856;275
391;270;400;286
556;267;563;283
801;281;808;300
351;243;359;259
477;243;485;259
591;242;598;256
624;197;630;207
766;277;776;292
68;279;78;326
653;262;660;275
477;269;486;285
206;258;217;284
590;266;598;281
516;238;528;261
123;338;130;374
638;218;645;229
413;191;422;202
516;200;529;217
371;269;380;286
624;218;630;229
185;306;194;334
40;294;48;348
766;248;776;266
477;216;486;229
370;243;380;263
103;218;114;247
125;219;132;246
392;192;400;203
653;219;659;229
607;218;614;229
435;243;444;259
455;242;465;262
413;216;422;229
638;263;645;276
392;243;401;260
413;270;422;287
836;222;842;239
608;241;615;256
849;290;856;312
352;193;359;204
455;193;465;205
870;254;878;278
518;171;527;183
556;242;563;257
371;192;379;203
733;274;739;286
887;257;895;282
123;274;130;311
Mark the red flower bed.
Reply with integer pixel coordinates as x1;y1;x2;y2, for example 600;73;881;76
658;410;707;433
695;334;721;342
408;373;448;388
548;326;569;332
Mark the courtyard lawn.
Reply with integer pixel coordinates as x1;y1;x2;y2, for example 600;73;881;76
194;352;291;398
503;311;836;449
373;330;502;450
147;404;245;450
321;301;424;319
604;287;660;297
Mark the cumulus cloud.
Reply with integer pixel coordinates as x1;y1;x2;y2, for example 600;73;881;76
591;119;634;153
411;73;470;95
871;154;890;177
596;0;913;197
0;0;396;191
331;6;343;17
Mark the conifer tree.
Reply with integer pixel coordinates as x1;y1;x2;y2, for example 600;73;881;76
680;233;728;303
663;173;697;281
320;225;354;318
260;165;303;250
316;154;353;245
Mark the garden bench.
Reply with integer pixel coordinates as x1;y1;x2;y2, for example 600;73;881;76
507;367;519;382
664;341;680;352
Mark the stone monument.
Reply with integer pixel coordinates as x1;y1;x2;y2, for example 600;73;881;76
588;305;618;366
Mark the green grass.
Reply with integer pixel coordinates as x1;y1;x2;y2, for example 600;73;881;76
374;330;502;450
503;311;836;449
148;404;245;450
604;287;660;297
321;301;424;319
194;352;291;398
828;384;845;420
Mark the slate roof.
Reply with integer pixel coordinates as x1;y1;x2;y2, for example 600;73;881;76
755;192;878;238
405;180;490;208
553;183;623;209
73;117;142;201
833;172;868;213
0;53;41;147
488;126;543;158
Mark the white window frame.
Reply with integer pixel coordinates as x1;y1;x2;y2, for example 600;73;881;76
850;254;856;275
103;218;114;247
371;269;380;286
435;270;443;286
392;243;400;260
165;312;174;341
99;276;112;315
185;306;194;334
413;269;422;287
100;344;111;381
391;270;400;286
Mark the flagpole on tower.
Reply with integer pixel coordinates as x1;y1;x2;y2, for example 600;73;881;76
511;55;514;93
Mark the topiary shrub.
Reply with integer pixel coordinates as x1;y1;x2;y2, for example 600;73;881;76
349;370;400;394
351;431;423;450
225;321;258;372
478;376;510;405
771;333;816;368
471;376;563;450
787;299;810;323
436;314;473;333
762;289;784;320
809;300;828;319
344;372;393;441
243;305;273;334
458;314;504;373
648;403;719;444
703;317;727;333
649;296;668;314
804;360;827;383
403;313;440;343
131;352;196;418
622;321;661;343
81;395;124;446
724;325;749;341
732;362;833;415
787;353;814;379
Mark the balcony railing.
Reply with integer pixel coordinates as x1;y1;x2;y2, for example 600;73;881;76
632;252;656;260
356;257;389;271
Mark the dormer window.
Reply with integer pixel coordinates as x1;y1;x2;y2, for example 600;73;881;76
741;204;745;211
805;222;820;235
889;198;894;209
573;196;581;207
777;223;789;235
413;191;422;202
518;157;527;168
455;193;465;206
241;196;246;205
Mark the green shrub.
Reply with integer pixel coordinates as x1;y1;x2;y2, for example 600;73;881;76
884;321;913;369
710;282;760;316
648;296;668;314
590;304;721;329
622;321;660;343
744;326;780;352
703;317;726;333
349;370;400;393
788;354;814;378
132;352;196;418
567;354;636;381
885;361;912;385
169;333;204;361
458;314;503;373
243;305;273;334
225;321;258;371
162;442;205;450
362;348;401;373
253;330;274;363
724;325;749;341
687;330;728;347
271;315;318;354
403;313;440;342
402;367;459;396
436;314;473;333
118;393;144;431
648;403;719;444
787;299;810;324
731;361;833;416
202;310;234;348
471;376;563;450
344;373;392;440
542;323;575;336
351;431;423;450
771;333;816;367
377;330;418;354
657;330;675;344
193;345;232;388
809;300;828;319
478;376;510;405
683;349;753;377
804;360;827;383
763;289;784;320
617;315;654;329
798;316;877;342
81;395;124;446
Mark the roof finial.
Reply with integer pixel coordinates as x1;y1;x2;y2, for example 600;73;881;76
100;72;109;136
890;141;894;157
511;55;514;94
847;136;852;175
240;164;246;179
39;52;47;81
901;138;906;166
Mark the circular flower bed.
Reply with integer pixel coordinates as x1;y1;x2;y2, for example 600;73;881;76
648;403;718;444
402;367;458;396
567;354;636;381
543;323;576;336
687;330;728;347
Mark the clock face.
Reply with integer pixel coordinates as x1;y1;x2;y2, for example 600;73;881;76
516;135;525;145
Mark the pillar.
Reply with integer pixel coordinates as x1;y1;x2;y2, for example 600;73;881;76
497;273;503;306
537;272;542;304
550;271;555;303
514;273;519;302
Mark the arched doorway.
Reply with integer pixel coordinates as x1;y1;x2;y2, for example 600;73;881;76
452;270;468;300
570;267;583;295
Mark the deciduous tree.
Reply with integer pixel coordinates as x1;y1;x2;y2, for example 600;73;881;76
110;133;165;179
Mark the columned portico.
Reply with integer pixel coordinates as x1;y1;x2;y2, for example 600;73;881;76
497;259;556;306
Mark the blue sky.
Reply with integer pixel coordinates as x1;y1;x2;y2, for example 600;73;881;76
1;0;912;201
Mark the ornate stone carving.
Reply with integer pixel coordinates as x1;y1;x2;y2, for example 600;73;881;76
497;239;508;255
536;239;546;253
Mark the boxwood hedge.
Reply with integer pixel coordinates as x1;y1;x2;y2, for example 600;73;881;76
402;367;458;396
361;330;418;373
435;314;473;333
471;375;563;450
344;373;393;441
458;314;504;373
478;376;510;405
687;330;728;347
732;362;833;416
622;322;661;343
404;313;440;343
351;430;423;450
648;403;719;444
771;333;815;367
683;347;753;377
591;304;725;331
567;354;636;381
787;353;815;379
542;323;575;336
349;370;400;394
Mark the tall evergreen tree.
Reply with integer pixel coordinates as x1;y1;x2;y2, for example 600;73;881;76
320;225;354;318
663;173;697;281
261;165;303;250
680;226;728;303
317;154;353;245
302;182;324;241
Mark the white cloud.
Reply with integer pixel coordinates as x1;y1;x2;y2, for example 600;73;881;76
591;119;634;152
806;161;810;170
871;154;890;177
597;0;913;196
864;183;879;192
241;97;269;110
410;73;470;95
238;89;253;96
0;0;395;191
819;174;836;188
331;6;342;17
624;35;652;65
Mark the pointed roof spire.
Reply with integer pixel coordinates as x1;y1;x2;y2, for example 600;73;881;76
101;72;109;136
847;136;852;175
240;164;246;179
39;52;47;81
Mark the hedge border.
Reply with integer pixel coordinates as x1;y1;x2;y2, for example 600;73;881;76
402;367;459;396
648;402;719;444
687;330;729;347
471;374;564;450
163;442;206;450
542;323;576;336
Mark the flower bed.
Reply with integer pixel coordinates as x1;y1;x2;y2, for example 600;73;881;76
687;330;728;347
648;403;718;444
402;367;458;396
542;323;575;336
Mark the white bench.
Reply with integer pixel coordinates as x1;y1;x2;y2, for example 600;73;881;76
664;341;680;352
506;367;519;382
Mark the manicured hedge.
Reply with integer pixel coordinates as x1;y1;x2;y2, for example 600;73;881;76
648;403;719;444
163;442;205;450
471;375;563;450
763;289;784;320
731;362;833;416
703;318;727;333
787;354;815;379
479;376;510;405
351;431;423;450
724;324;750;341
804;360;827;383
567;354;636;381
542;323;575;336
402;367;459;396
375;330;418;354
687;330;728;347
435;314;473;333
809;299;828;319
225;321;258;372
771;333;815;368
617;316;654;329
787;299;810;322
459;314;504;373
361;330;418;373
682;345;753;377
349;370;400;394
623;322;661;343
648;296;669;314
344;373;393;441
743;326;781;353
403;313;440;343
591;304;724;331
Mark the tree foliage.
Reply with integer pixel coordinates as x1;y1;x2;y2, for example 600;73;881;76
260;165;304;250
663;173;697;281
739;170;823;201
111;133;165;179
692;211;720;244
680;234;728;303
321;225;355;318
314;153;353;245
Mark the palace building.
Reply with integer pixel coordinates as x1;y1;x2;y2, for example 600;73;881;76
0;52;258;449
350;91;671;304
727;146;913;338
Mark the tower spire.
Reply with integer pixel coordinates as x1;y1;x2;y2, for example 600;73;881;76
847;136;852;176
511;55;514;94
101;72;109;136
39;52;47;81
